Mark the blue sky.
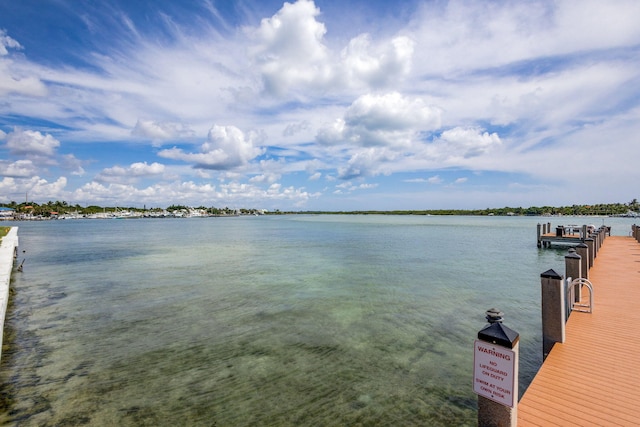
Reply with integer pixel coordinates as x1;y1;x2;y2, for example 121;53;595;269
1;0;639;211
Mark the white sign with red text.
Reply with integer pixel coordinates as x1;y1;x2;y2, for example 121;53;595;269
473;340;516;407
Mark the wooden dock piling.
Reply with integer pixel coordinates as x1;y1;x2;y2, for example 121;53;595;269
539;269;565;361
576;243;589;279
565;249;582;303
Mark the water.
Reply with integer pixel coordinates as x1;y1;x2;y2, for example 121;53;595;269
0;215;635;426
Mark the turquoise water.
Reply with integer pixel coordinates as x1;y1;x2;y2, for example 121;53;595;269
0;215;634;426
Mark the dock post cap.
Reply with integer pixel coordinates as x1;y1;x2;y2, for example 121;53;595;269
565;250;580;259
478;309;519;349
541;269;562;279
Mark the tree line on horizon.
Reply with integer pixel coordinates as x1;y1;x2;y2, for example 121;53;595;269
0;200;253;217
279;199;640;216
1;199;638;217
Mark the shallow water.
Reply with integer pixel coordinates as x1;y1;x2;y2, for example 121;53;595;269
0;215;634;426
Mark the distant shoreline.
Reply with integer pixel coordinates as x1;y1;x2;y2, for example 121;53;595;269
1;201;639;220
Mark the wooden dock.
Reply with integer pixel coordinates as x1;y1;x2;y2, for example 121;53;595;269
518;236;640;426
537;223;611;248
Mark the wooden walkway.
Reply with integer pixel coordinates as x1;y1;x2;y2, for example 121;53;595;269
518;236;640;426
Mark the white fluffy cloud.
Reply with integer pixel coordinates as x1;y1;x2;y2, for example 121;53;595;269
340;34;414;88
158;125;264;170
249;0;416;96
69;178;316;208
337;147;398;179
6;129;60;157
434;127;501;159
317;96;503;179
0;160;38;178
317;92;441;148
0;176;67;200
96;161;166;184
250;0;329;95
400;127;503;171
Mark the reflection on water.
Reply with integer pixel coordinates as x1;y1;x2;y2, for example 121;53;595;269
0;215;632;425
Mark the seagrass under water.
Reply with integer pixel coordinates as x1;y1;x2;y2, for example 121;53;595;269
0;215;632;426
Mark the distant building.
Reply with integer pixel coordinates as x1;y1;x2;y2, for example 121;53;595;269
0;207;15;219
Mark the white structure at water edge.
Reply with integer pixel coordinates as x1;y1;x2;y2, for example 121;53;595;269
0;227;19;363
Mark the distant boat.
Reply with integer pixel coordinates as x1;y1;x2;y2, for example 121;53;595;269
113;207;142;219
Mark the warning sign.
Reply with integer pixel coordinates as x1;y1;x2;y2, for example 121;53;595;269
473;340;516;407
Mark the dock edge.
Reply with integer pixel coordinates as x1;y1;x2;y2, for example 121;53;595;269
0;227;19;363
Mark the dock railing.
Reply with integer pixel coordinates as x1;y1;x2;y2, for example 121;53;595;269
565;277;594;315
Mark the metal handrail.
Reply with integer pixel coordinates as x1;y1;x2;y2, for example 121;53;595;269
566;277;594;315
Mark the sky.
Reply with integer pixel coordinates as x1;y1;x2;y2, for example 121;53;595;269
1;0;639;211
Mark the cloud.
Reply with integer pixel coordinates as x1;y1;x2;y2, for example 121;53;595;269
316;92;448;179
0;176;68;201
337;147;398;179
96;161;166;184
428;175;443;184
249;0;330;95
283;120;311;137
128;162;165;176
249;0;416;96
68;178;318;208
60;154;86;176
0;17;252;142
0;31;47;97
423;127;501;162
132;119;195;141
316;92;443;180
440;127;501;158
317;92;441;148
340;34;414;88
158;125;264;170
333;181;378;194
249;173;280;184
0;29;21;56
6;129;60;157
409;0;640;77
0;160;38;178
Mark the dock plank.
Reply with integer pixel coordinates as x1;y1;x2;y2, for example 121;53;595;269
518;236;640;426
